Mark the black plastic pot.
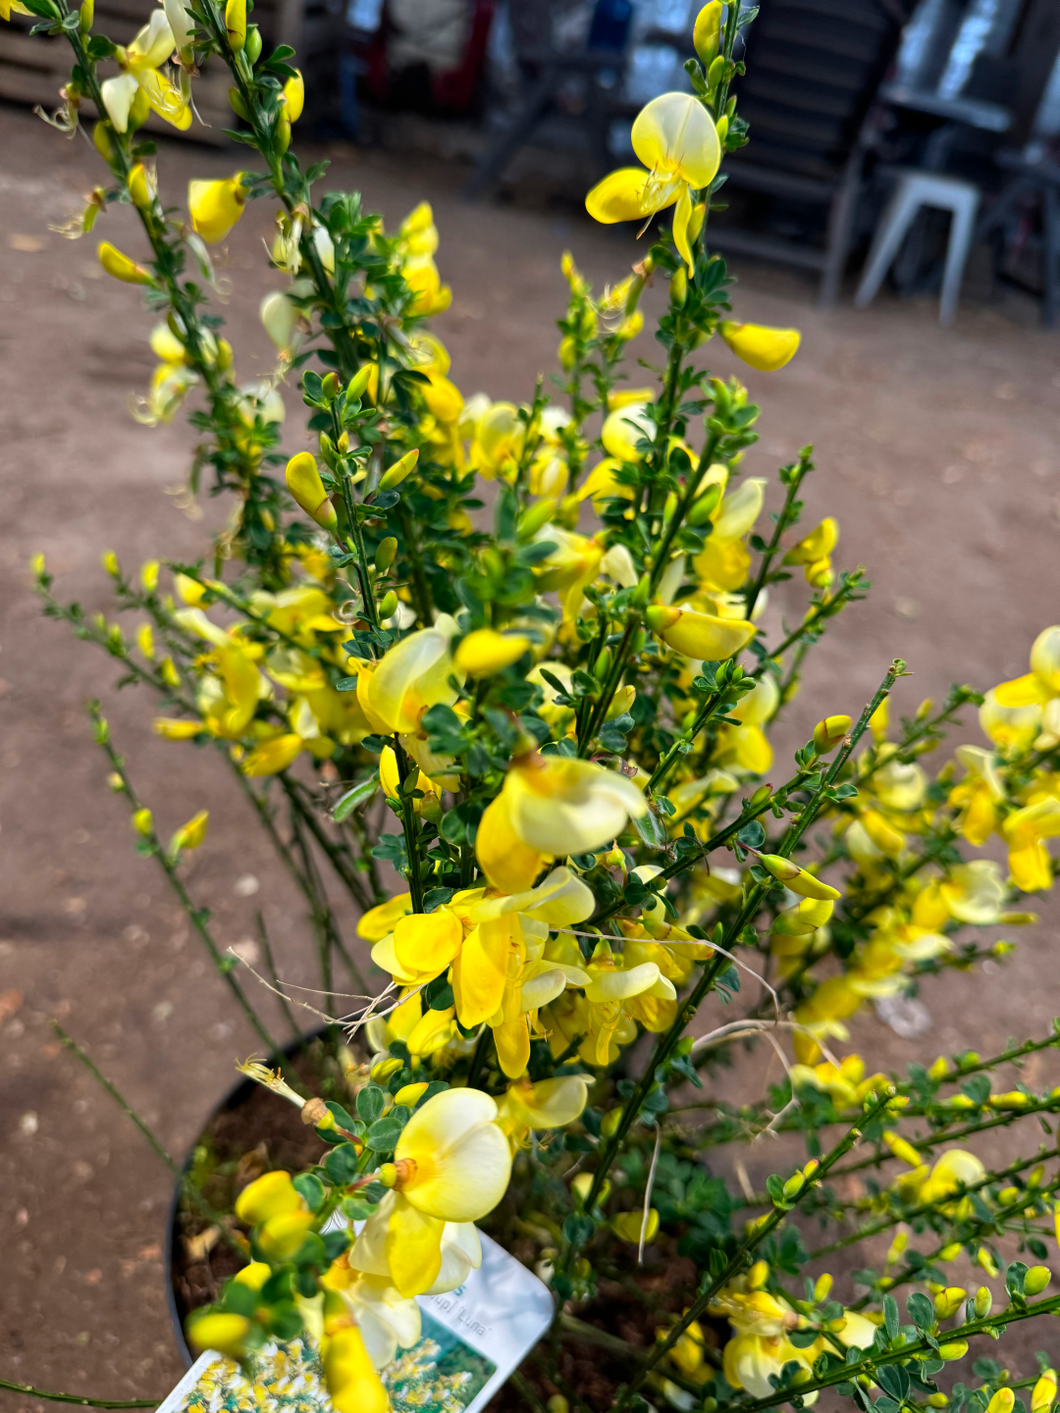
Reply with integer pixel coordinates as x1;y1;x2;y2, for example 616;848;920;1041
164;1027;328;1369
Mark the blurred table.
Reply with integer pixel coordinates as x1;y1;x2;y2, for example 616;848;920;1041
879;83;1012;135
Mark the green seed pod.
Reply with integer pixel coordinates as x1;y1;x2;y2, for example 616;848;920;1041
375;537;398;572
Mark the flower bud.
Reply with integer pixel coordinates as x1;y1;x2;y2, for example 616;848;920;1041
813;1273;833;1302
275;109;291;154
547;1398;569;1413
1031;1371;1057;1413
378;590;398;620
693;1;723;66
93;121;114;161
883;1130;922;1169
285;452;338;532
172;809;209;851
375;537;398;572
670;267;687;307
600;1108;623;1138
282;69;304;122
128;162;155;210
321;372;342;401
394;1082;429;1108
225;0;245;49
813;714;851;754
718;321;801;372
687;483;722;526
132;808;153;836
98;240;151;284
260;290;298;353
1025;1266;1052;1296
934;1287;966;1319
244;22;262;62
747;1260;769;1290
186;1311;251;1358
707;55;726;90
228;85;250;120
986;1392;1015;1413
378;448;419;491
347;364;373;402
79;0;93;29
938;1341;969;1361
758;853;841;901
517;498;557;540
715;113;729;144
371;1056;402;1082
259;1209;314;1258
102;549;120;577
235;1169;303;1225
455;628;530;678
939;1242;962;1261
613;1209;658;1244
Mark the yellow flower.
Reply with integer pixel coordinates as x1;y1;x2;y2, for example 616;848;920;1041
353;616;462;737
100;11;191;133
242;732;305;776
188;176;248;245
496;1074;590;1151
186;1311;251;1358
646;602;756;661
784;517;838;586
98;241;152;285
718;322;801;371
235;1168;305;1224
476;754;648;893
916;1149;987;1204
532;526;605;622
586;93;721;271
1003;795;1060;892
321;1324;389;1413
353;1088;510;1297
172;809;209;851
286;451;338;532
454;629;531;678
995;626;1060;708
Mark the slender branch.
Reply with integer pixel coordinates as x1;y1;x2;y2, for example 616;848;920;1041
0;1380;157;1409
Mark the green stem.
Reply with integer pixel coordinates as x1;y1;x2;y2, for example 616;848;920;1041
0;1381;157;1409
89;705;281;1057
743;448;813;620
618;1091;897;1408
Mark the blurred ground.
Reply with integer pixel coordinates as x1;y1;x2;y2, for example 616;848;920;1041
2;99;1060;1409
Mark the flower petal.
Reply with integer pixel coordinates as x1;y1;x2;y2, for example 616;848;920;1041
632;92;721;189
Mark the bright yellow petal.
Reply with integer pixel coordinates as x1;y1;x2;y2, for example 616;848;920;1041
392;909;463;976
452;916;515;1028
994;673;1051;708
385;1195;444;1297
475;792;549;893
631;92;720;189
493;1016;531;1079
672;182;695;272
586;167;671;224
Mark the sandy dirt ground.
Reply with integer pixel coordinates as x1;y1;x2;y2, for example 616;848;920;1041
2;98;1060;1407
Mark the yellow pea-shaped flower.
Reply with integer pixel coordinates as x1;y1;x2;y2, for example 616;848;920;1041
718;321;801;371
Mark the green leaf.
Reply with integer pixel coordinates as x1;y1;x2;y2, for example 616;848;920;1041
323;1143;361;1185
365;1116;405;1151
333;777;377;820
325;1100;358;1132
293;1173;325;1211
356;1085;385;1125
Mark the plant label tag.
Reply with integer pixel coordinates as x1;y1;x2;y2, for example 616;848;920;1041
160;1230;553;1413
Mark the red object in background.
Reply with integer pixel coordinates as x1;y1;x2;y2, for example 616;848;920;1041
432;0;495;113
359;0;496;116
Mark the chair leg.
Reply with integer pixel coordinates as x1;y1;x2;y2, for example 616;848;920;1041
464;71;556;199
1042;182;1060;328
939;194;979;326
854;183;920;309
819;153;862;307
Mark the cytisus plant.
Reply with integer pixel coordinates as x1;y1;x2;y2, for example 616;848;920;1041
9;0;1060;1410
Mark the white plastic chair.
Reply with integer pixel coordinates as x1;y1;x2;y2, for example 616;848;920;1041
854;170;981;325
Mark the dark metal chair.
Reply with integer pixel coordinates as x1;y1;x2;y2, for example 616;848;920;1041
710;0;919;304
